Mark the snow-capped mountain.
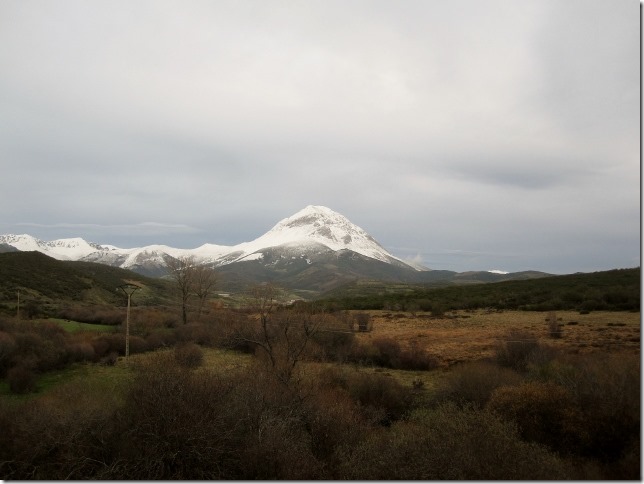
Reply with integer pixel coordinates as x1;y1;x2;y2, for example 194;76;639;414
0;234;106;261
0;206;416;276
233;206;410;268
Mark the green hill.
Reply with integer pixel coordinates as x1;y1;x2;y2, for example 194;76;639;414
318;267;641;312
0;251;172;313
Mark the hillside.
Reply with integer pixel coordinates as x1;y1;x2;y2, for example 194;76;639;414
318;267;641;312
0;251;172;312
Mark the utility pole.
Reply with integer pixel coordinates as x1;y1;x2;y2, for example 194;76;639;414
118;284;140;358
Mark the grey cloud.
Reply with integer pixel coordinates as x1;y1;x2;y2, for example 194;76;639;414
0;0;638;273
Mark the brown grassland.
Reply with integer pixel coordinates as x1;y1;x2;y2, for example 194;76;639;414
356;309;640;366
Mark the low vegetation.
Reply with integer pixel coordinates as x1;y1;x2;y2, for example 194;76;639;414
0;267;639;479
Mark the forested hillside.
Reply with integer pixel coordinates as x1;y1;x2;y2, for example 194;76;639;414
318;268;640;312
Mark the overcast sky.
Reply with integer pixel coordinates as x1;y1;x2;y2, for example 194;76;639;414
0;0;639;274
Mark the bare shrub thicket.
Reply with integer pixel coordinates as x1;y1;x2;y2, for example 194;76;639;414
56;305;123;325
0;377;124;479
549;354;640;465
487;381;585;455
546;311;563;338
174;342;204;368
435;360;522;408
237;303;321;385
315;367;414;426
7;365;37;394
336;402;572;480
495;330;540;371
110;353;323;479
349;337;440;371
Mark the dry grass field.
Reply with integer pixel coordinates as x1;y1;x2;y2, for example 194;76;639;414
354;309;640;367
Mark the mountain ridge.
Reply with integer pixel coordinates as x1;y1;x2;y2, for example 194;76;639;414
0;206;416;274
0;206;551;292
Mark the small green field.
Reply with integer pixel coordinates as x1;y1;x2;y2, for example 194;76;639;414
0;347;253;402
0;359;134;403
36;318;117;333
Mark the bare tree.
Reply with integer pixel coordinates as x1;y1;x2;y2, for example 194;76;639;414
193;264;218;321
250;282;280;326
241;283;319;385
166;255;196;325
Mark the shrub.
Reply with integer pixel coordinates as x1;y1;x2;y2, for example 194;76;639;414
397;340;440;371
436;360;522;408
7;365;37;394
174;343;204;368
310;329;355;362
343;371;412;425
416;299;433;312
128;335;149;355
337;402;571;479
547;312;563;339
353;313;372;332
0;331;16;375
0;377;123;479
144;329;177;350
495;330;539;371
487;381;585;455
90;337;110;359
349;337;439;371
110;353;323;479
553;354;640;463
301;383;368;463
372;337;402;368
56;305;124;326
93;334;126;356
100;351;118;366
431;303;446;317
176;322;216;346
66;342;96;362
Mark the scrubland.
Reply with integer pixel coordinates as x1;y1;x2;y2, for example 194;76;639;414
0;306;639;479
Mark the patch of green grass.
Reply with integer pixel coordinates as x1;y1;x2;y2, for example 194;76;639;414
0;359;136;403
38;318;117;333
201;347;253;372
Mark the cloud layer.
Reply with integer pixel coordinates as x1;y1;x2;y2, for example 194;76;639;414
0;0;639;273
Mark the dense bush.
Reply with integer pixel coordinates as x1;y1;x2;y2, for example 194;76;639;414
317;367;413;425
349;337;439;371
0;377;124;479
0;330;17;375
56;305;124;326
7;365;37;394
487;381;585;455
109;354;323;479
435;360;522;408
310;328;355;362
175;322;217;346
551;354;640;463
495;330;540;371
337;402;571;479
174;342;204;368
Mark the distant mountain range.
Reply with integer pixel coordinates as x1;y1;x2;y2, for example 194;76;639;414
0;205;550;293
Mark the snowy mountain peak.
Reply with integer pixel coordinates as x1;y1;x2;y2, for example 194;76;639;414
0;234;46;252
240;205;404;266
